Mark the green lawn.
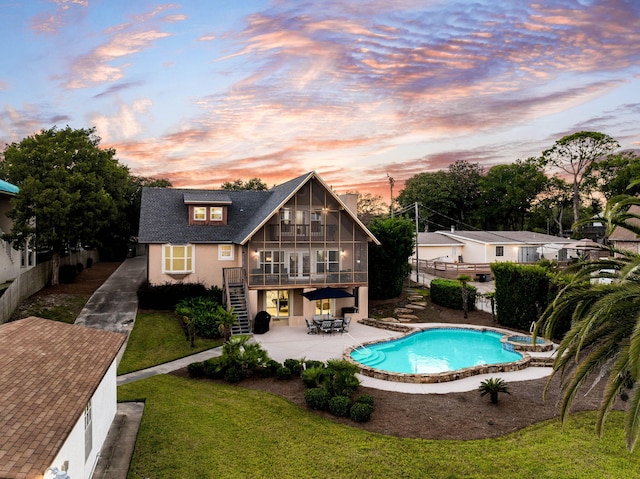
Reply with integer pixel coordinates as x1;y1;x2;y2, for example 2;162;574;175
117;311;223;375
119;374;640;479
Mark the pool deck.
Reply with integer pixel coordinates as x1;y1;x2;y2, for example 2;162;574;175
254;319;557;394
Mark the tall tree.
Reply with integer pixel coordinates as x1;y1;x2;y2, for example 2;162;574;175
587;151;640;199
0;126;130;261
541;131;619;224
396;170;456;231
221;178;268;190
448;160;483;225
477;158;549;230
345;190;387;225
368;217;415;299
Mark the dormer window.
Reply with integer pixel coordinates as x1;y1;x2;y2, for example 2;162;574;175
210;207;223;221
194;207;206;221
184;192;231;226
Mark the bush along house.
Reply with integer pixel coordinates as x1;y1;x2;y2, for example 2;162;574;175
138;171;380;333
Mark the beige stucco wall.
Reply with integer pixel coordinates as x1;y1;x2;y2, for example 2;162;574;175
147;243;243;288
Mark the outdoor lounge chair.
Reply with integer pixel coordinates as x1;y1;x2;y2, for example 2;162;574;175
305;318;318;335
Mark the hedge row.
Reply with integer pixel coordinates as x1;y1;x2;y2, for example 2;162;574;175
429;279;477;311
490;262;550;331
137;281;223;310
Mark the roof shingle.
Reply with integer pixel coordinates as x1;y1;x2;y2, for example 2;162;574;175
0;317;125;479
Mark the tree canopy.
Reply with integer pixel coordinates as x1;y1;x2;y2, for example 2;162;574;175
221;178;268;191
0;125;167;259
0;126;128;255
541;131;620;224
367;217;415;299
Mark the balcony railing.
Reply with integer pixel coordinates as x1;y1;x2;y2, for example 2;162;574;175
248;270;366;287
267;224;338;241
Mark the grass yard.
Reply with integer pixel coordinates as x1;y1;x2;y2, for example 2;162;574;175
117;311;223;375
119;374;640;479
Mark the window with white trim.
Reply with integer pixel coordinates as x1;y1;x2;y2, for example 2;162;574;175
193;207;206;221
219;244;234;260
210;207;223;221
163;244;194;273
496;246;504;257
84;400;93;460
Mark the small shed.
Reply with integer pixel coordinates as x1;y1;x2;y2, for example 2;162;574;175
0;317;125;479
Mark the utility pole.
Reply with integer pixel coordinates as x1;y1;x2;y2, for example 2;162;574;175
414;202;420;284
387;173;395;218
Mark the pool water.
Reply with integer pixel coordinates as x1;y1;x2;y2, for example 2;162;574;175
350;328;523;374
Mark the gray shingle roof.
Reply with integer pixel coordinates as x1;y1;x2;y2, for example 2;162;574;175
138;172;312;244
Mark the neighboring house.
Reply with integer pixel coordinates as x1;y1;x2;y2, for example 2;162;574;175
415;229;574;264
0;179;35;288
0;316;126;479
138;171;380;330
608;204;640;254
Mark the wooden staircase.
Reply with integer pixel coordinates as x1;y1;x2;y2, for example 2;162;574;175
223;268;252;335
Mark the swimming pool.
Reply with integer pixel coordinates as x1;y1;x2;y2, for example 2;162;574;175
347;327;531;383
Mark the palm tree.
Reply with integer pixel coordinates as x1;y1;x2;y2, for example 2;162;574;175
535;246;640;451
215;305;238;342
457;274;473;319
479;377;510;404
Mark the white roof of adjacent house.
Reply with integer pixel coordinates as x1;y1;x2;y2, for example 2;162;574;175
434;230;573;245
416;232;464;246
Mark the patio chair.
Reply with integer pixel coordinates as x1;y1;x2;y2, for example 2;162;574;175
320;319;334;335
305;318;318;335
342;316;351;333
332;319;344;334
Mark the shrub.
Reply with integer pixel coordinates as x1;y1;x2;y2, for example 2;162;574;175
491;263;551;331
479;377;511;404
203;357;226;379
284;358;304;376
275;366;292;380
59;264;78;284
137;281;213;310
304;387;330;410
304;359;325;370
76;262;84;273
301;366;329;389
262;359;282;377
175;296;221;339
224;366;242;383
326;359;361;397
86;257;93;268
355;393;375;409
350;402;373;423
187;361;206;378
429;279;477;311
328;395;352;417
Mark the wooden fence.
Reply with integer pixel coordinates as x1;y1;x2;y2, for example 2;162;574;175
0;250;99;324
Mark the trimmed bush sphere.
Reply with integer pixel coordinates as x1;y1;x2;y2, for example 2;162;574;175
328;395;352;417
350;402;373;423
304;388;330;410
275;366;292;380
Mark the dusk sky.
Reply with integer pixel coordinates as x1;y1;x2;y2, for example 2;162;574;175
1;0;639;200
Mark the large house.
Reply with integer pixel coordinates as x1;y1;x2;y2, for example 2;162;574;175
0;317;125;479
0;179;35;287
138;172;379;330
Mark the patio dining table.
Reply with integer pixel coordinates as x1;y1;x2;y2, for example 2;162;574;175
313;317;344;334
